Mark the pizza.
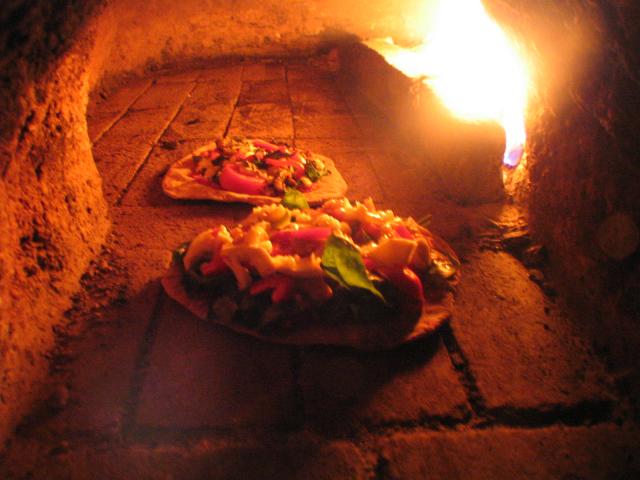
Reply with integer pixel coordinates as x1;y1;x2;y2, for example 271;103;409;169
162;198;460;350
162;137;348;205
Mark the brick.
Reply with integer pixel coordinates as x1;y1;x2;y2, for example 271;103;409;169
289;79;348;113
1;438;368;480
54;247;170;436
380;425;640;480
294;112;362;140
188;78;242;107
87;78;151;116
292;99;350;116
295;139;385;202
350;111;405;154
288;76;341;94
93;109;179;204
238;79;289;105
129;81;193;111
87;111;118;143
120;138;212;207
166;103;232;141
300;337;469;427
367;148;441;204
287;64;338;82
228;103;293;140
136;296;296;429
111;205;249;251
154;70;200;84
196;64;243;83
242;61;285;81
451;251;614;412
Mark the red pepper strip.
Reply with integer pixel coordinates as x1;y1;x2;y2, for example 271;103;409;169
218;163;267;195
270;227;332;256
362;257;376;271
365;258;424;304
299;277;333;302
362;222;383;240
252;139;281;152
382;266;425;304
199;255;228;276
394;224;414;239
249;275;295;303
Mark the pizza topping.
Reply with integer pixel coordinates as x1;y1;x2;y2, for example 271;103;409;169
177;198;458;309
368;237;417;269
189;138;328;196
320;234;385;301
250;274;295;303
378;266;425;305
182;227;231;271
304;156;328;182
218;163;267;195
251;139;280;152
282;188;310;210
199;255;229;276
270;227;332;256
430;250;459;279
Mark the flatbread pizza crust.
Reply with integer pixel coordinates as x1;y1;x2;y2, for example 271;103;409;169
162;259;455;351
162;141;348;205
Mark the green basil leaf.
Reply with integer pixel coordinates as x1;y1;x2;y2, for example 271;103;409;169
321;234;385;301
322;265;348;288
282;188;310;210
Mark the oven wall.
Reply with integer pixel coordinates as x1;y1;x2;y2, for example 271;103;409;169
488;0;640;393
97;0;432;85
0;1;109;444
2;0;639;447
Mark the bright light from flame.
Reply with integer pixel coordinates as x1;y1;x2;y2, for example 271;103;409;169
369;0;529;166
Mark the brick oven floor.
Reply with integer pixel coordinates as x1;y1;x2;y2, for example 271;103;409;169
2;59;638;479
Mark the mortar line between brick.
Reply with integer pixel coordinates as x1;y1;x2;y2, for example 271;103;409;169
222;65;245;138
90;79;154;146
284;64;297;147
115;82;197;206
335;76;369;142
121;290;167;439
116;413;629;448
440;324;486;418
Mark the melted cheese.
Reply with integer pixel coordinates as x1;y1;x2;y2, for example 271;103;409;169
183;197;431;290
183;226;233;271
369;237;417;268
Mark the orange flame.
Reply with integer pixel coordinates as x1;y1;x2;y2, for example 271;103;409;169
369;0;529;166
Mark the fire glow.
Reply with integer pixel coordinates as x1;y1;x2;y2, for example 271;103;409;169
368;0;530;166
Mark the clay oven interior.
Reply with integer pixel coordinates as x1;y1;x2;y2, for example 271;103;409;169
1;0;639;477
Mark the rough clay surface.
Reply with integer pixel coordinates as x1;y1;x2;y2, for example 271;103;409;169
0;1;108;445
96;0;433;83
0;59;636;479
485;0;640;404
